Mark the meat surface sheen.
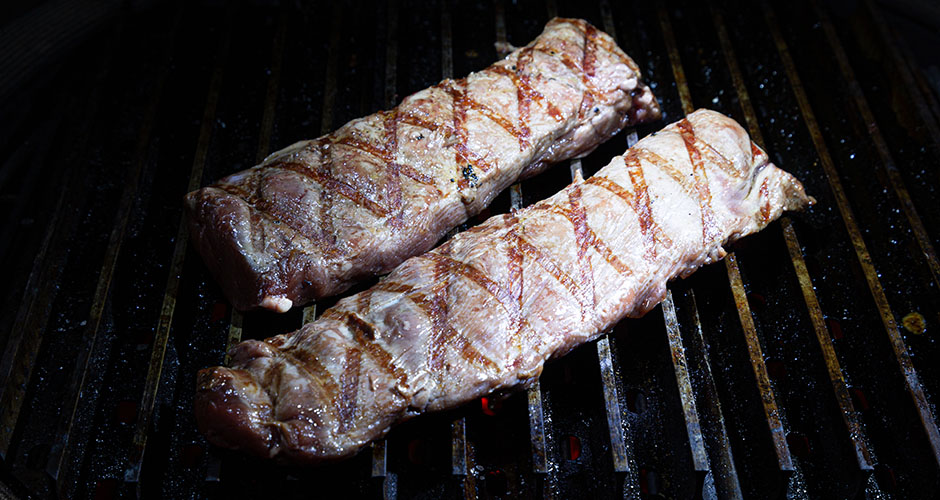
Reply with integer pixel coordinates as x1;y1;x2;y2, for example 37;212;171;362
185;18;660;312
195;109;813;464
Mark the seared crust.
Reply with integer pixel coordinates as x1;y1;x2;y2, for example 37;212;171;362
185;18;661;311
195;110;813;464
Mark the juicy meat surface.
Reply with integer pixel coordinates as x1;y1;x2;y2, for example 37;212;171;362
195;109;813;464
185;18;660;312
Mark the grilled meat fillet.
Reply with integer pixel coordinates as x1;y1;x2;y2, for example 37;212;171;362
185;18;660;312
196;109;813;463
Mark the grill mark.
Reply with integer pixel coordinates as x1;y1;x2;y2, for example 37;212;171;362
334;135;387;162
419;252;509;305
577;23;599;119
411;291;498;372
624;153;662;263
505;212;526;355
693;133;748;181
759;178;772;223
277;161;389;217
751;142;764;161
505;229;583;303
335;130;436;186
490;57;565;143
677;119;720;246
428;250;450;375
462;92;528;149
316;143;339;249
489;64;564;123
398;110;455;137
275;345;340;403
336;348;361;432
567;182;596;321
543;204;637;276
399;164;435;185
357;286;372;315
581;173;668;262
215;182;323;246
416;252;537;340
583;24;598;78
384;111;405;228
590;27;641;76
535;47;603;104
412;247;499;375
332;310;408;386
447;81;498;173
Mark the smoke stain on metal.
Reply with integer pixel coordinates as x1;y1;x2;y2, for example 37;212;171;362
811;1;940;291
44;10;184;497
763;0;940;469
124;19;232;487
711;4;874;479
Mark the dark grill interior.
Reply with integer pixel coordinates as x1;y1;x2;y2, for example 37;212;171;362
1;0;939;498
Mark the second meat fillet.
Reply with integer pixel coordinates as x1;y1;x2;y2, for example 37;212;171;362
195;109;813;464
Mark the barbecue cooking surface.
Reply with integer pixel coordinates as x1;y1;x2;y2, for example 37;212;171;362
1;1;939;499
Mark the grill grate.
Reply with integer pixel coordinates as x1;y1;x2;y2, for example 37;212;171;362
1;0;939;498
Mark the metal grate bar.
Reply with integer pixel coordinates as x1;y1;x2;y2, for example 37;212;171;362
661;291;709;476
545;0;557;20
711;5;874;477
658;3;794;474
451;414;467;476
584;11;642;480
371;1;400;492
255;11;287;166
813;1;940;289
526;378;550;474
0;20;124;460
222;10;288;363
300;3;343;327
763;0;940;468
44;10;183;496
507;6;550;476
683;289;743;498
442;0;469;483
596;335;629;474
208;10;289;481
372;439;387;477
598;0;617;42
123;21;231;486
724;254;794;471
